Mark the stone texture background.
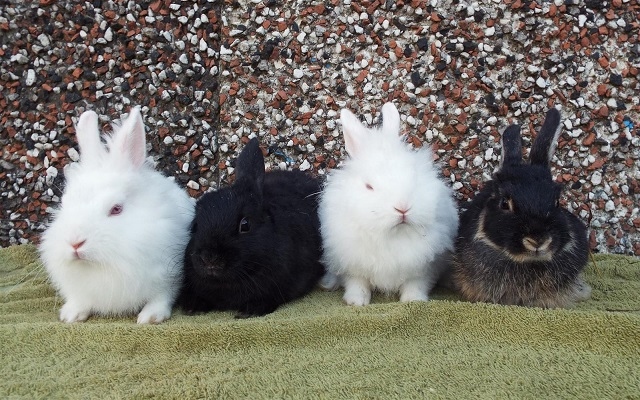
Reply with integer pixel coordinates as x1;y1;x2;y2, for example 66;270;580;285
1;0;639;255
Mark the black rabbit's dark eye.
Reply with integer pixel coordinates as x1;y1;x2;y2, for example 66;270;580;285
239;217;251;233
499;197;512;211
555;198;560;208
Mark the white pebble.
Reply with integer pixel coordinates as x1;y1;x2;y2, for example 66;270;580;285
484;26;495;36
45;166;58;186
590;171;602;185
199;38;208;51
536;77;547;88
25;69;36;86
299;159;311;171
187;180;200;190
293;69;304;79
104;27;113;42
37;33;50;47
67;148;80;162
605;200;615;212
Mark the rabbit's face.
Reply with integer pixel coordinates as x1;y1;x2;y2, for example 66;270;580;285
187;185;266;279
44;166;140;265
342;146;441;234
477;168;572;263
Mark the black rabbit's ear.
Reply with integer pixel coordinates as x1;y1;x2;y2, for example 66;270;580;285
530;108;562;167
500;125;523;168
234;138;265;190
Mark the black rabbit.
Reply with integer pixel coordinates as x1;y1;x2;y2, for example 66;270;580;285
179;138;325;318
453;108;591;308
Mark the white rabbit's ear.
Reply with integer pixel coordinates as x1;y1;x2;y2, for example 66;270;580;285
381;102;401;136
340;108;368;158
113;106;146;168
76;110;105;162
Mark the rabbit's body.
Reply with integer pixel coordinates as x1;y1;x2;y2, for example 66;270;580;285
453;108;590;308
319;103;459;306
179;139;325;318
40;108;194;323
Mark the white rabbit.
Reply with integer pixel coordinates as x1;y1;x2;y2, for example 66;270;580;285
39;107;195;324
318;102;459;306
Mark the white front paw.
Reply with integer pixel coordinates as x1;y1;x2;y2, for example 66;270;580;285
59;303;91;323
343;278;371;306
137;302;171;324
399;290;429;303
399;280;429;303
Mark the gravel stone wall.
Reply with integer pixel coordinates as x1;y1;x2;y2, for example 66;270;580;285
1;0;639;256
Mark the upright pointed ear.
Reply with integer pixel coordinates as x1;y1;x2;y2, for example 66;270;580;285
340;108;368;158
500;124;523;168
530;107;562;167
76;110;106;162
381;102;401;136
234;138;265;191
113;107;147;169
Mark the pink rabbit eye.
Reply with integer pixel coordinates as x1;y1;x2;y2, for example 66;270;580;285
365;183;374;191
109;204;123;216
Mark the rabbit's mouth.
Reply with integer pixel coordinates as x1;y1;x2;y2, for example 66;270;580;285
508;236;554;262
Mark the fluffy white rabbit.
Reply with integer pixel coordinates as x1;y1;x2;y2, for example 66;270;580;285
39;107;194;323
318;102;459;306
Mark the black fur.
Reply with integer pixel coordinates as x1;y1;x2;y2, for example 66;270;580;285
178;139;325;318
454;109;589;308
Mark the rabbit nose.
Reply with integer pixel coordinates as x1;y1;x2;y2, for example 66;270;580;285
394;206;410;215
522;237;551;252
71;240;86;250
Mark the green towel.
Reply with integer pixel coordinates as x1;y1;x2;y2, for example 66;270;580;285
1;245;639;399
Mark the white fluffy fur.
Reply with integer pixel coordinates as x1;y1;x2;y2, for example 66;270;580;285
318;103;459;306
39;107;195;324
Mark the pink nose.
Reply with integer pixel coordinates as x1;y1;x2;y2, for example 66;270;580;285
394;207;409;215
71;240;86;250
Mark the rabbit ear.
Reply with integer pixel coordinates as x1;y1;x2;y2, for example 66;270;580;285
500;124;523;167
530;108;562;167
381;102;401;135
112;107;146;169
234;138;265;190
76;110;106;162
340;108;368;158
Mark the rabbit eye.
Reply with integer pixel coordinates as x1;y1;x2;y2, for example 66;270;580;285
365;183;374;191
555;198;560;208
499;197;512;212
239;217;251;233
109;204;123;216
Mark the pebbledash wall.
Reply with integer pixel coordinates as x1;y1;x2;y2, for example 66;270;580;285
1;1;639;255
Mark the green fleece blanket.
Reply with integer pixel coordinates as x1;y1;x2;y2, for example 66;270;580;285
1;245;638;399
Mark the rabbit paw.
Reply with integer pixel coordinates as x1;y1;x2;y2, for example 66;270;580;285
137;301;171;324
343;277;371;306
573;277;592;302
59;303;91;323
399;279;429;303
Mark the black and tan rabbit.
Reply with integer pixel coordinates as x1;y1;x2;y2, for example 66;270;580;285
453;108;591;308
